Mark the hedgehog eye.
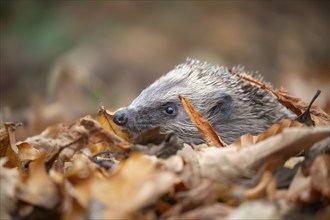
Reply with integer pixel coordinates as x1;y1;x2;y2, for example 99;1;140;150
163;104;178;116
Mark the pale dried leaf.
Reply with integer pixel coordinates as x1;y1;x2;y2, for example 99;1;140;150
3;123;22;169
0;158;19;220
165;203;233;220
185;126;329;184
80;117;131;151
227;201;281;220
91;154;176;219
310;154;330;198
17;154;60;209
231;119;305;148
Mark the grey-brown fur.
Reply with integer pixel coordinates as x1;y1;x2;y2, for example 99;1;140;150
114;58;295;144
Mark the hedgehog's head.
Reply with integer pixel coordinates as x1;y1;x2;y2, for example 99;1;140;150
113;59;235;144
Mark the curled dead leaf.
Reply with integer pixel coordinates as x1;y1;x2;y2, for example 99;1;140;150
230;71;329;126
91;154;177;219
96;105;132;141
0;158;19;220
231;119;305;148
2;123;22;169
81;116;131;151
179;95;226;147
179;126;329;186
244;171;276;200
310;154;330;198
17;154;61;209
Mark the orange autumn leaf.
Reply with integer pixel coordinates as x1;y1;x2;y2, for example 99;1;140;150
80;116;131;151
16;153;61;209
179;95;226;147
244;171;277;200
96;105;132;141
1;123;22;169
91;154;176;219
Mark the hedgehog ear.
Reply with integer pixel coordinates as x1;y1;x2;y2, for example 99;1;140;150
208;93;233;121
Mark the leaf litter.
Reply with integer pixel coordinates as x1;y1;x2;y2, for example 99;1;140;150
1;72;329;220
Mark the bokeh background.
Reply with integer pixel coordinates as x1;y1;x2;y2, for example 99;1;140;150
1;1;329;140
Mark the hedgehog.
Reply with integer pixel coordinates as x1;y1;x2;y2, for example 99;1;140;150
113;58;295;144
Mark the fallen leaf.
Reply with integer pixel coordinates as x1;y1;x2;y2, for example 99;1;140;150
161;180;219;219
0;158;19;220
231;119;305;148
164;203;233;220
227;200;281;220
3;123;22;169
288;167;316;203
310;154;330;198
230;71;329;126
64;154;96;209
132;128;183;158
96;105;132;141
279;88;330;126
91;154;176;219
179;126;329;186
17;154;61;209
0;125;10;157
80;116;131;151
244;171;276;200
179;95;226;147
161;180;234;219
17;142;41;161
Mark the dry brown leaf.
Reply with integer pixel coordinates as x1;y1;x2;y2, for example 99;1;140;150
231;119;305;148
165;203;233;220
17;153;61;209
244;171;276;200
231;72;329;126
64;154;97;209
19;123;73;154
161;180;218;218
96;105;132;141
279;87;330;126
62;199;86;220
310;154;330;198
179;126;329;185
227;200;281;220
288;167;316;203
17;142;41;161
91;154;176;219
179;95;226;147
80;116;131;151
155;155;184;173
2;123;22;169
0;159;19;220
177;144;205;188
0;125;10;157
88;142;110;156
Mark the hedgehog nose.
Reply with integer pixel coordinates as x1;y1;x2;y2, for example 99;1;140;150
113;109;128;126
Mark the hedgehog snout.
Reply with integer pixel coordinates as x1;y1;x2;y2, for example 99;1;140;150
113;109;128;126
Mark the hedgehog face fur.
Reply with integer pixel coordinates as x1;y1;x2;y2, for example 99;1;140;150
113;58;294;144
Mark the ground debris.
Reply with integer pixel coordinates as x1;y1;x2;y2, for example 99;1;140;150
1;83;329;219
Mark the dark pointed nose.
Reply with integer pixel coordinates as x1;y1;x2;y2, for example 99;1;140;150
113;109;128;126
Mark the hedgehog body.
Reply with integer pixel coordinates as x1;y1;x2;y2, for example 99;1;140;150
113;58;295;144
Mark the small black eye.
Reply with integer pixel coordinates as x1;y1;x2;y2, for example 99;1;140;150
166;106;175;114
163;104;178;116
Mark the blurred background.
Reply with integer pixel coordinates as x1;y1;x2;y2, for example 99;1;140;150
1;1;329;140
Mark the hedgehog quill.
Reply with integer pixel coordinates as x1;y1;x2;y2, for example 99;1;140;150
113;58;295;144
